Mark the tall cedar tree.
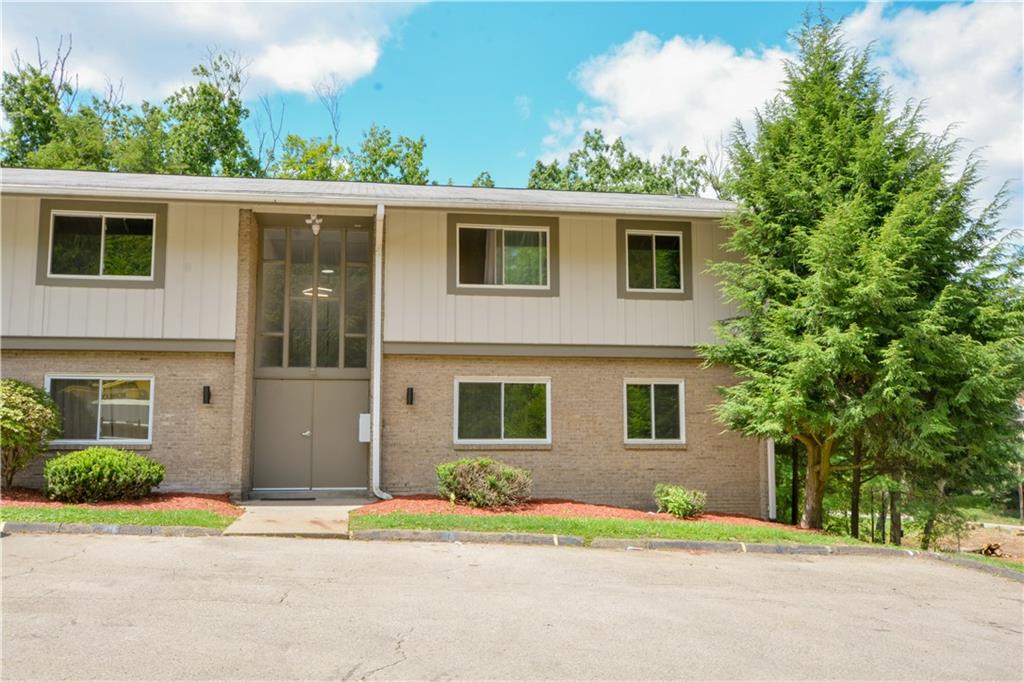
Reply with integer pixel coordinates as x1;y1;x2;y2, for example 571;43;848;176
701;16;1024;528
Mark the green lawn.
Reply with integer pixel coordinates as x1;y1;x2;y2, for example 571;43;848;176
0;505;235;529
350;511;857;545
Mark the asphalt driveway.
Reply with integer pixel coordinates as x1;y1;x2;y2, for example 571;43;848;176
2;534;1021;680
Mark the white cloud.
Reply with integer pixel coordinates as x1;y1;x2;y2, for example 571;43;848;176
252;39;380;93
514;95;531;119
542;32;787;163
844;1;1023;226
1;2;417;101
549;3;1023;226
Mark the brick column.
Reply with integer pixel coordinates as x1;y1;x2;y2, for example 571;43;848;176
228;208;258;496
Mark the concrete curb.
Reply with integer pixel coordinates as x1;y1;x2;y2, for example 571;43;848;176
0;521;221;537
926;552;1024;583
349;528;1023;582
350;528;585;547
589;537;912;557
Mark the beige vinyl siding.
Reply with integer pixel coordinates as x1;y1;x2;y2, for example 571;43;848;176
383;208;738;346
1;195;238;340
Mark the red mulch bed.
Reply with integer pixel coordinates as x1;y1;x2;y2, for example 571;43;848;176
354;494;809;530
1;488;244;517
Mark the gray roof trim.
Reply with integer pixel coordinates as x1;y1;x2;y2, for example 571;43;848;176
1;168;737;218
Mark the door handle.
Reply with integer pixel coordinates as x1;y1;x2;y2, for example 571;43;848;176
301;430;312;437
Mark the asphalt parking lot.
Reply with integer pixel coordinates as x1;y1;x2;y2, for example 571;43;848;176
2;534;1021;680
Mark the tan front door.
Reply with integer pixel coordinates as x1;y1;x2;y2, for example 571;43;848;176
252;379;368;490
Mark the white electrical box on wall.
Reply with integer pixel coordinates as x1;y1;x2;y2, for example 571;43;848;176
358;413;371;443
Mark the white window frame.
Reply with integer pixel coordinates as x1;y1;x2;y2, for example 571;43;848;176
623;379;686;444
48;210;157;281
624;229;685;293
453;376;552;445
455;224;551;290
44;374;156;445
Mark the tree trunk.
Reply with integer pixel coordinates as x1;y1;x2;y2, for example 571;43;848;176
921;514;937;551
790;443;799;526
877;491;888;544
850;434;863;539
890;490;902;546
799;439;830;530
869;492;876;543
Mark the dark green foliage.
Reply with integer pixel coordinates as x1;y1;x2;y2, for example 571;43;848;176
164;53;259;176
528;129;706;195
44;447;165;502
654;484;707;518
700;14;1024;529
471;171;495;188
0;380;61;488
436;457;532;508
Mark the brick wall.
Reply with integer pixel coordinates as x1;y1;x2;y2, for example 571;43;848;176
381;355;767;517
1;350;242;495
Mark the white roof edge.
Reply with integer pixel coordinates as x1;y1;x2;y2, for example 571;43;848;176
0;167;737;218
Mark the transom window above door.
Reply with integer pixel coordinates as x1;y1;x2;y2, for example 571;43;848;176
256;216;370;373
446;213;559;296
616;219;692;301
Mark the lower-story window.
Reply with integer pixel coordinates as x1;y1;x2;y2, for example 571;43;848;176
45;375;154;443
454;378;550;444
624;380;685;443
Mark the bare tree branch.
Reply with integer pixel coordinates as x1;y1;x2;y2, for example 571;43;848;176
254;93;286;174
314;74;344;146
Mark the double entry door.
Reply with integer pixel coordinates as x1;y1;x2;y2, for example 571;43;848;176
253;379;368;490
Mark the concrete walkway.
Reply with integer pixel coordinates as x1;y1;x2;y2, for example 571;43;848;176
222;497;370;538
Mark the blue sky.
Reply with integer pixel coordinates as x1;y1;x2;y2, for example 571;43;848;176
2;2;1022;225
278;1;860;185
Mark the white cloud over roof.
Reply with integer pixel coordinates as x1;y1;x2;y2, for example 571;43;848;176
547;2;1023;226
1;2;417;100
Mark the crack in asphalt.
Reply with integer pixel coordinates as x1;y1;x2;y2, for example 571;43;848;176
360;627;413;680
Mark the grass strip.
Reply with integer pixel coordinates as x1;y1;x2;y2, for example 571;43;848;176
350;511;857;545
0;505;235;529
946;552;1024;572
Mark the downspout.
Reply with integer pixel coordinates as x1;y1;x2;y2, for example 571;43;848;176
766;438;777;520
370;203;391;500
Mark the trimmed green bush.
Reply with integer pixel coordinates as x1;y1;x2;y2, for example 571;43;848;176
654;484;707;518
436;457;532;508
44;447;165;502
1;379;61;488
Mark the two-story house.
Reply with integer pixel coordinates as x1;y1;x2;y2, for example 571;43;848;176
1;168;772;517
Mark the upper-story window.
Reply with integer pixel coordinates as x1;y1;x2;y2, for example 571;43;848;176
457;225;549;288
36;199;167;289
447;213;559;297
626;230;681;291
49;212;156;279
616;219;692;301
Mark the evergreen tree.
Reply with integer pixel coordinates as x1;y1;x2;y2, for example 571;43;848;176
701;15;1024;529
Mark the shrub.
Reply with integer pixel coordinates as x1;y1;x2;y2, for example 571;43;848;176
654;484;707;518
44;447;165;502
436;457;532;508
1;379;61;488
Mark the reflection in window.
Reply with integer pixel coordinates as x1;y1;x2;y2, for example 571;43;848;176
257;224;370;369
50;213;154;278
626;231;682;291
48;377;152;442
625;382;683;442
458;226;548;287
456;380;549;442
